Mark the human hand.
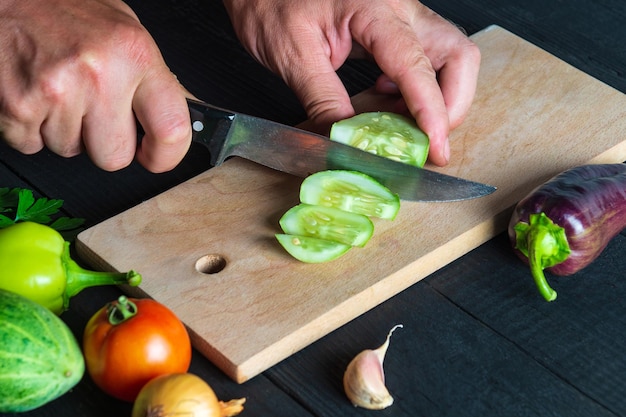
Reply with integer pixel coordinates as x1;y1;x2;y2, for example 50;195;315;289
0;0;191;172
223;0;480;166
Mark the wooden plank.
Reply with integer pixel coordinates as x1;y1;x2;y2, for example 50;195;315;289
427;232;626;415
422;0;626;95
0;163;30;189
266;277;619;417
0;140;209;227
76;26;626;383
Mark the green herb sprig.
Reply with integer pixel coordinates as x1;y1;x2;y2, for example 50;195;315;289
0;187;84;232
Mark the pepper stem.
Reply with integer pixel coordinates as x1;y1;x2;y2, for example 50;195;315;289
61;242;142;311
513;213;570;302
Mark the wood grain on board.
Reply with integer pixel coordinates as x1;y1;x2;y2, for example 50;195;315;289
76;26;626;383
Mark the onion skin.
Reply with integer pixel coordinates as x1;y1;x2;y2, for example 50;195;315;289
508;163;626;301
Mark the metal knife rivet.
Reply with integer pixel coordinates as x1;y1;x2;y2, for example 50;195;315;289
192;120;204;132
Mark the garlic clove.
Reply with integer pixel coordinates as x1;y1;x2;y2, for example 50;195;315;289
343;324;403;410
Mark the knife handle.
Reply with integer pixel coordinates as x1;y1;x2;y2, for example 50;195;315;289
187;99;235;166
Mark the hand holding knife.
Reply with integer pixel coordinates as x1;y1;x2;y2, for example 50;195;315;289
187;99;496;202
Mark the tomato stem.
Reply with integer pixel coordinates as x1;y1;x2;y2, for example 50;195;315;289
107;296;138;325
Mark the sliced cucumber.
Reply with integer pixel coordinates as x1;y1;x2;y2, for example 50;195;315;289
275;234;351;263
330;112;429;168
300;170;400;220
279;203;374;247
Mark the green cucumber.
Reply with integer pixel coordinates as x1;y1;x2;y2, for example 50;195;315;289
330;112;429;168
277;170;401;263
276;234;351;263
300;170;400;220
279;203;374;247
0;289;84;412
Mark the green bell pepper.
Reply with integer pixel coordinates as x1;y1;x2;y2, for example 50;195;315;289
0;221;141;315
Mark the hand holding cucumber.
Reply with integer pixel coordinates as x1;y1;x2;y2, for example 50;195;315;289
224;0;480;166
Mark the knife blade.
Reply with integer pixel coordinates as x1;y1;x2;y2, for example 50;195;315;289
187;99;496;202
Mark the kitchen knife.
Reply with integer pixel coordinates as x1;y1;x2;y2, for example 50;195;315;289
187;99;496;202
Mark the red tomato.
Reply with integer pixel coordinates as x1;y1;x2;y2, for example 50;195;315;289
83;296;192;402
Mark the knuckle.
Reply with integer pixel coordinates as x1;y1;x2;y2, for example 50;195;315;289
0;124;43;154
138;114;192;173
101;159;132;172
156;114;192;147
77;21;158;86
463;40;482;65
99;160;130;172
1;97;37;125
0;102;44;155
401;53;438;80
86;132;136;172
115;23;161;70
96;149;135;172
305;96;354;127
6;136;44;155
45;139;82;158
39;69;72;105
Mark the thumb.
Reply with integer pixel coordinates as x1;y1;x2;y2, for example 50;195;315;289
132;72;192;173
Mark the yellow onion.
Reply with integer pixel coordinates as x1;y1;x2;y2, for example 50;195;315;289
132;373;245;417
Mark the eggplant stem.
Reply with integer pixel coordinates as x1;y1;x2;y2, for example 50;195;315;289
514;213;570;302
528;229;558;302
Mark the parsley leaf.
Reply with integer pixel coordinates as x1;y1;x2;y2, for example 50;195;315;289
0;187;84;232
50;217;86;231
15;189;64;224
0;187;20;211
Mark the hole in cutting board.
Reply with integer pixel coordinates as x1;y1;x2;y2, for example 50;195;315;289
195;254;227;274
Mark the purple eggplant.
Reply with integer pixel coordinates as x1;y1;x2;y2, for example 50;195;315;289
508;163;626;301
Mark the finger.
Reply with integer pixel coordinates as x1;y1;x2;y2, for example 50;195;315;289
81;94;138;172
410;9;481;131
273;24;356;129
0;120;45;155
436;42;481;129
293;65;356;130
40;104;84;157
132;70;191;173
351;13;451;166
283;49;356;129
375;74;400;95
39;77;86;157
375;41;480;130
0;95;46;155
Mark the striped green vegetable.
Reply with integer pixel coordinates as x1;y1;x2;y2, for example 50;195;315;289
0;289;84;412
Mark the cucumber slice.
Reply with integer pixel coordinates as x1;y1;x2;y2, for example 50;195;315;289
300;170;400;220
330;112;429;168
275;234;351;263
279;203;374;247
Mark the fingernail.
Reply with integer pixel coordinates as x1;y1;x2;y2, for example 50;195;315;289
443;139;450;164
376;76;399;94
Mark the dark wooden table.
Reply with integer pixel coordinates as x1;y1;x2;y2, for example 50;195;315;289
2;1;626;416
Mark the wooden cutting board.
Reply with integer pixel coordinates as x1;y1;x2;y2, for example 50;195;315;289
76;25;626;383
